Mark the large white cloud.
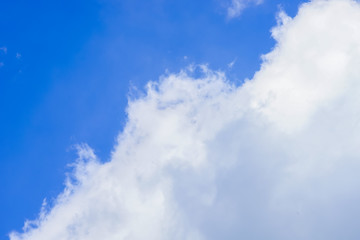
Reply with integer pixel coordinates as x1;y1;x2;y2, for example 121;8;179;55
9;0;360;239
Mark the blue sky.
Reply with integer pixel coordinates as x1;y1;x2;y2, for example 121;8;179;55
7;0;360;239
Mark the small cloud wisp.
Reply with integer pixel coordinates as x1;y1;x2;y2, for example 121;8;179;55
227;0;263;19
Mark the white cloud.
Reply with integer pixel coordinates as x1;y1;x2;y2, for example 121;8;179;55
227;0;263;19
9;0;360;239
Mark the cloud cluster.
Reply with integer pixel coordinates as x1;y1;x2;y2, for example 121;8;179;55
227;0;263;19
9;0;360;239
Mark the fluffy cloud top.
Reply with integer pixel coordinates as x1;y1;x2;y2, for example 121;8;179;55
9;0;360;239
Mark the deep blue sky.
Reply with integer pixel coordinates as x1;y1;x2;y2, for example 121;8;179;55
0;0;305;238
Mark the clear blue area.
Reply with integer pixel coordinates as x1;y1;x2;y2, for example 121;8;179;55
0;0;305;238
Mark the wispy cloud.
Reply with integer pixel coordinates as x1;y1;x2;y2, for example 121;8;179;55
227;0;263;19
9;0;360;239
0;47;7;54
0;47;7;68
228;58;237;68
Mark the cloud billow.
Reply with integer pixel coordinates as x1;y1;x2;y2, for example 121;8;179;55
9;0;360;239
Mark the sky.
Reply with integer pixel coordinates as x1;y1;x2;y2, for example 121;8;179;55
3;0;360;239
